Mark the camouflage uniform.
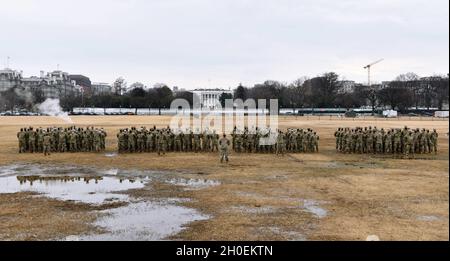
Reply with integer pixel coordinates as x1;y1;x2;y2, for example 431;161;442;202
43;134;52;156
276;131;286;156
219;135;230;163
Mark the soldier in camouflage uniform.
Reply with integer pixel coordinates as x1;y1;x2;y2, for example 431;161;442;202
58;129;67;152
193;130;201;153
157;130;167;155
137;130;145;152
219;134;230;163
37;128;44;153
17;128;26;153
28;127;36;153
334;128;341;151
276;130;286;156
174;130;183;152
211;130;219;152
403;131;413;158
430;129;438;154
43;132;52;156
384;130;393;154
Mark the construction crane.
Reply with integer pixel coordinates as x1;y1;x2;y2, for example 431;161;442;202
363;59;383;87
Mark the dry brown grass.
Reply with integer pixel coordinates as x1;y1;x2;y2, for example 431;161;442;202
0;115;448;240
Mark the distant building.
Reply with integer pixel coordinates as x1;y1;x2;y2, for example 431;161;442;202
28;70;79;99
192;88;233;109
337;80;356;94
21;76;58;98
380;81;391;89
0;68;22;92
92;82;113;95
0;68;80;99
69;74;92;96
172;86;186;93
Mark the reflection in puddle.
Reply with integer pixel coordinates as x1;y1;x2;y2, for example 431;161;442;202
104;153;118;157
79;201;209;240
0;163;165;179
0;175;144;204
302;199;327;218
0;163;165;204
166;178;220;190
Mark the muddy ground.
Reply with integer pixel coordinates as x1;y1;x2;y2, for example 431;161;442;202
0;116;448;241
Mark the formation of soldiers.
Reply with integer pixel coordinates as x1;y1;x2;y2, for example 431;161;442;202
117;126;222;155
17;126;107;156
231;127;319;155
16;125;439;159
116;126;320;156
334;126;439;157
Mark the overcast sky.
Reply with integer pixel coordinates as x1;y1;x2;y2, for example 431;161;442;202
1;0;448;89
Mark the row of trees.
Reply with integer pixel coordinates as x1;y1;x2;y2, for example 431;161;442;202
1;72;448;112
232;72;449;111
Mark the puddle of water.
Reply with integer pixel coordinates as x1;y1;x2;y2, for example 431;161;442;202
302;199;327;218
1;163;211;241
166;178;220;190
104;153;118;157
417;215;441;222
79;200;209;240
0;175;144;204
0;163;166;204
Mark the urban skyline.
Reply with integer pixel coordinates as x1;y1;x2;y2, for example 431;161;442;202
1;63;445;93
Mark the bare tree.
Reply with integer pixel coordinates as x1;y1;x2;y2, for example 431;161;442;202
287;77;309;108
113;77;127;96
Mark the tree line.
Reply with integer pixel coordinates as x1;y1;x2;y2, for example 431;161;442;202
232;72;449;111
0;72;448;112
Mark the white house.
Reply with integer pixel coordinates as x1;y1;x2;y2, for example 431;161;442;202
192;88;232;109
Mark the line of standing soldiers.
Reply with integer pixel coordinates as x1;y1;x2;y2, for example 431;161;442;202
17;126;107;155
231;127;319;154
334;126;439;157
117;126;221;155
117;126;320;155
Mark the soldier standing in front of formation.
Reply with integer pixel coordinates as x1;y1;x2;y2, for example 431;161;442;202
219;134;230;163
43;132;52;156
